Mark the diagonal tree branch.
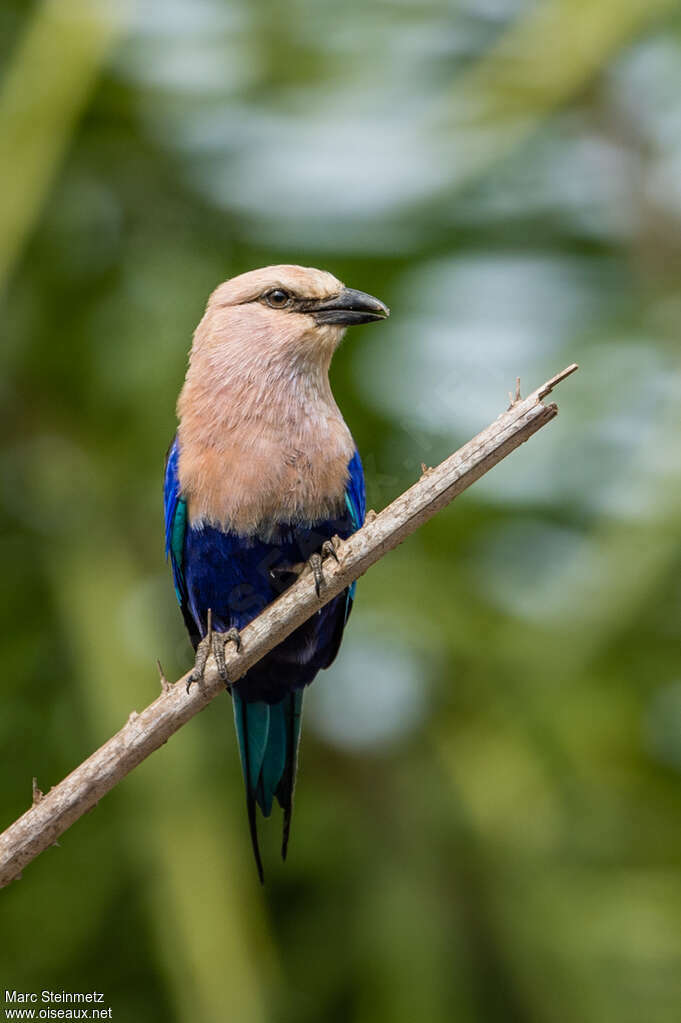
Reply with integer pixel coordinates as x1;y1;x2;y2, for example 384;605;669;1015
0;364;578;888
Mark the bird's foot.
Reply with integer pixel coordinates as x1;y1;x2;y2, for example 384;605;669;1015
186;610;241;693
223;627;242;652
211;627;242;684
309;538;341;597
321;538;340;562
186;632;211;693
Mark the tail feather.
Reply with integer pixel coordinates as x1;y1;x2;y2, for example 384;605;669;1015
277;690;304;861
233;698;270;791
232;689;304;880
260;703;287;817
233;692;265;884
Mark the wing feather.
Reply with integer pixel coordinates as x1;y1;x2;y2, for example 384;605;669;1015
164;435;200;647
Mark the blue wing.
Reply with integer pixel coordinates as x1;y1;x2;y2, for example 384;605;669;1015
343;448;365;610
164;435;198;646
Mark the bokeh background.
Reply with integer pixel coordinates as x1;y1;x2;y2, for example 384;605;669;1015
2;0;681;1019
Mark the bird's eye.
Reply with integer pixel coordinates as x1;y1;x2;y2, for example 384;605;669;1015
264;289;291;309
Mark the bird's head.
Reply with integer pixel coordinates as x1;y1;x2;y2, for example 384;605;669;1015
196;264;389;368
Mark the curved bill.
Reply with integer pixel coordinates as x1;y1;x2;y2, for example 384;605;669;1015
311;287;390;326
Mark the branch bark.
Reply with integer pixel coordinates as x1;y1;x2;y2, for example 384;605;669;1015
0;364;578;888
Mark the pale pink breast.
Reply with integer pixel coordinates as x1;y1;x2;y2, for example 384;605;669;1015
176;288;355;536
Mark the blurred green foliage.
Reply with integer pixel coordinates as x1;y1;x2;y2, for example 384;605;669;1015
2;0;681;1020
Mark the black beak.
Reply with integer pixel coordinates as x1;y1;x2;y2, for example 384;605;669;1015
311;287;390;326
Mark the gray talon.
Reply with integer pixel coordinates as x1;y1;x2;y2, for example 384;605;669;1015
186;635;210;693
309;552;324;597
212;633;228;682
187;607;214;693
224;627;242;653
187;611;241;692
321;539;339;563
309;541;340;597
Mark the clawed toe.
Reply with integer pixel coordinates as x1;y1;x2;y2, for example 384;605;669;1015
212;630;228;682
309;552;324;597
321;539;339;563
186;609;241;692
224;627;242;652
309;539;341;597
186;634;210;693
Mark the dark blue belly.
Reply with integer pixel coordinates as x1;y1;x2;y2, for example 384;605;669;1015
183;512;354;703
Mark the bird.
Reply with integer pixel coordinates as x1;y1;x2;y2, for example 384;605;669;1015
163;265;389;880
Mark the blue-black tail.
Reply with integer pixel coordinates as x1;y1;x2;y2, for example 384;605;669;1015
232;688;304;882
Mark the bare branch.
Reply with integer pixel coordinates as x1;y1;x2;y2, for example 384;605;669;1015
0;364;578;888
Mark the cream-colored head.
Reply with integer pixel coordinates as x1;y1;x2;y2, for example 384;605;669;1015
177;265;389;536
191;264;389;371
210;264;344;308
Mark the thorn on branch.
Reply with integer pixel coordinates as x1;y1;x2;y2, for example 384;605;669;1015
32;778;43;807
508;376;522;409
157;659;172;694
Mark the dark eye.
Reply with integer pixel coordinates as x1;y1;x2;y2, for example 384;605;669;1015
264;288;291;309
